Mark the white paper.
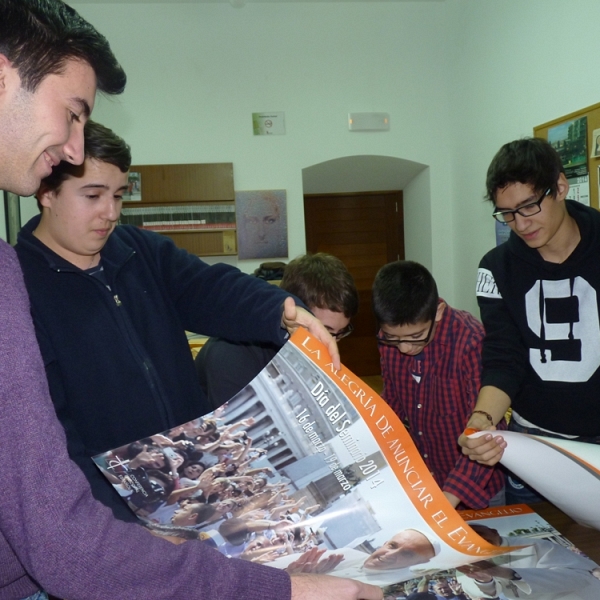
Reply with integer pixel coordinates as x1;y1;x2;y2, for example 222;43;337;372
472;430;600;530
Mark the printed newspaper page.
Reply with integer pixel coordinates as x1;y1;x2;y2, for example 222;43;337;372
93;330;517;586
382;504;600;599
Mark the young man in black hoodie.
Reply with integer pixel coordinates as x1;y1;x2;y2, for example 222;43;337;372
459;137;600;501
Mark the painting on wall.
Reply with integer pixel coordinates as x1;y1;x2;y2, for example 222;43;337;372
547;116;588;179
236;189;288;260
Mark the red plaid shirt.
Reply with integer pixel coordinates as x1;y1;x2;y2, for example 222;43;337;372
379;301;504;509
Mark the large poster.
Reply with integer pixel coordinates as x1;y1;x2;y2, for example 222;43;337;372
93;330;515;586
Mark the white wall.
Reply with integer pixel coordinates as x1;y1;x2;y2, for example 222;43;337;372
404;166;432;272
72;1;457;296
449;0;600;315
8;1;596;312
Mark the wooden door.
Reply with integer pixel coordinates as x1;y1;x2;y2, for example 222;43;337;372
304;191;404;376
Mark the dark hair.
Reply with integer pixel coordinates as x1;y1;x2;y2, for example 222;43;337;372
0;0;126;93
143;522;214;543
126;441;145;460
39;120;131;195
145;469;176;498
280;253;359;318
187;503;217;526
485;137;565;203
372;261;438;326
178;460;206;478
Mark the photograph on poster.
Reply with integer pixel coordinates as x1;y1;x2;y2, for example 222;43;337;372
236;190;288;259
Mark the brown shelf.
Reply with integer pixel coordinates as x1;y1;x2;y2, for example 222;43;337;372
129;163;234;203
125;163;237;256
141;227;236;234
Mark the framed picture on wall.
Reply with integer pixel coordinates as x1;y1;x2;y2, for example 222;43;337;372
236;189;289;260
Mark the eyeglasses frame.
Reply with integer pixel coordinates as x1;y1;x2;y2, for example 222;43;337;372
492;188;552;224
331;322;354;341
376;318;435;350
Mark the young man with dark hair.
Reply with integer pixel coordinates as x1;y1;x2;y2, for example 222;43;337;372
460;137;600;503
280;252;359;335
196;252;359;408
373;260;504;509
0;2;380;600
0;0;125;198
15;120;339;522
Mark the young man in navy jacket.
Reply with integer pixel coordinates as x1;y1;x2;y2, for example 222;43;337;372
16;120;339;522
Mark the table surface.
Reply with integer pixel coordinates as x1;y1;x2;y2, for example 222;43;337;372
533;501;600;563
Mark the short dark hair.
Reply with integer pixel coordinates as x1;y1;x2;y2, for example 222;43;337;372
485;137;565;203
280;253;359;318
0;0;126;93
40;120;131;195
372;261;438;326
188;503;216;526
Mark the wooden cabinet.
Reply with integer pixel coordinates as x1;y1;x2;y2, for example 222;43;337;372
120;163;237;256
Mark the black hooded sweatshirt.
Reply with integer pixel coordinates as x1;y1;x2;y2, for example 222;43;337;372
476;200;600;436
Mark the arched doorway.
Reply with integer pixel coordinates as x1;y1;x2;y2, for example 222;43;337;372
302;155;428;376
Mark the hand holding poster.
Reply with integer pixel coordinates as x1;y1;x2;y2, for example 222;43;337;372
470;430;600;530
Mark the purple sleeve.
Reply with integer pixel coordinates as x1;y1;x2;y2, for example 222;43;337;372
0;242;290;600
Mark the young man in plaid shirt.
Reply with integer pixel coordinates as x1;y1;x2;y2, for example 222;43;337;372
373;260;504;509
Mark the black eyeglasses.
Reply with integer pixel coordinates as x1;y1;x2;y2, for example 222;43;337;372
330;323;354;341
492;188;551;223
376;319;435;350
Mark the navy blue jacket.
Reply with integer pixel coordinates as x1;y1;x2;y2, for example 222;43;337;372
16;217;293;521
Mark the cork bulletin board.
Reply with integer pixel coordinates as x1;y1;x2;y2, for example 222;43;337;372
534;102;600;210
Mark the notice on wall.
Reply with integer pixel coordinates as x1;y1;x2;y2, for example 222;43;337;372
566;174;590;206
591;127;600;158
495;220;511;246
123;172;142;202
252;112;286;135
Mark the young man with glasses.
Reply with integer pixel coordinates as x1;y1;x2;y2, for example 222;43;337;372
460;137;600;503
373;261;504;509
196;252;358;408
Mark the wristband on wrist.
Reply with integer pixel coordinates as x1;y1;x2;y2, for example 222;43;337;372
470;409;494;424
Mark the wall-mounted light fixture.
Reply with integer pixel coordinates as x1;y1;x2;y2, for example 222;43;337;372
348;112;390;131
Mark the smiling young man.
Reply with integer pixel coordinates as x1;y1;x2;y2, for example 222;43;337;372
460;137;600;502
373;260;504;509
0;3;382;600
